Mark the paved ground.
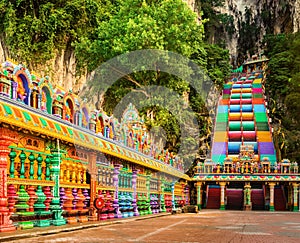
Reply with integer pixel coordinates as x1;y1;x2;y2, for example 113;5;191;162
2;210;300;243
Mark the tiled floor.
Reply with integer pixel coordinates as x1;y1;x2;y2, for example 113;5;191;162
2;211;300;243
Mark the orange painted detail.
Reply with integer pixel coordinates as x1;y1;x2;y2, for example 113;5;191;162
30;114;41;126
12;107;23;119
47;120;56;130
61;126;68;135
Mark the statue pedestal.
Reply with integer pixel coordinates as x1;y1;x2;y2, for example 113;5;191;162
244;204;252;211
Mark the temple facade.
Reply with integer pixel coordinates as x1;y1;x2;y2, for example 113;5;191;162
0;61;189;232
193;57;300;212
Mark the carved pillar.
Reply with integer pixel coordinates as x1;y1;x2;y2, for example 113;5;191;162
159;178;166;213
37;93;42;110
292;183;299;212
146;175;152;214
269;182;275;211
243;182;252;211
50;146;66;226
171;182;175;211
132;169;139;216
113;163;122;218
219;182;226;210
88;151;98;221
0;127;18;232
11;81;17;100
78;113;82;127
195;182;202;210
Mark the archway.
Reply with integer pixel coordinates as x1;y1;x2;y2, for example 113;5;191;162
81;107;89;128
16;74;30;105
96;114;104;135
41;86;52;114
65;98;74;123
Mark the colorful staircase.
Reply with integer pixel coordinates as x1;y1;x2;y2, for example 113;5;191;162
206;185;220;209
226;188;243;210
251;188;265;210
211;71;277;164
274;186;286;211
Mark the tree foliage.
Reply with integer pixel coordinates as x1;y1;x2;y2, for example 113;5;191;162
76;0;206;71
76;0;207;157
264;33;300;161
0;0;109;66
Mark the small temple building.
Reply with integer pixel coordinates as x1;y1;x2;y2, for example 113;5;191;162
192;56;300;212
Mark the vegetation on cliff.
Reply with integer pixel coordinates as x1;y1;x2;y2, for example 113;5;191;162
264;33;300;162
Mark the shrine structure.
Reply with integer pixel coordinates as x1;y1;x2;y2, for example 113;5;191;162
193;57;300;212
0;61;189;232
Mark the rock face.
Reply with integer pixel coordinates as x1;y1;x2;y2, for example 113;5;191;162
0;37;85;93
181;0;300;62
183;0;198;12
198;0;300;63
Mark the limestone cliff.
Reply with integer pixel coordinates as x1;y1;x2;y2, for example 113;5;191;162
197;0;300;64
0;37;85;93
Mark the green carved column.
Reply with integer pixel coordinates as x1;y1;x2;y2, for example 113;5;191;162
9;149;17;178
28;152;35;179
171;182;176;211
146;175;152;215
15;185;34;229
292;183;299;212
45;156;51;181
19;150;26;179
34;185;51;227
35;154;51;227
160;178;166;213
50;148;66;226
36;154;43;180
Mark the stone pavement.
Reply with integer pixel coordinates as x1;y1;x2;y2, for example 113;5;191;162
0;212;170;242
2;211;300;242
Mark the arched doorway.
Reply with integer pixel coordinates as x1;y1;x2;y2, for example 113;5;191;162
41;86;52;114
16;74;30;105
64;98;74;123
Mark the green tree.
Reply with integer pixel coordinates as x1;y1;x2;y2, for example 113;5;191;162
75;0;210;167
0;0;111;67
204;44;230;88
76;0;205;71
264;32;300;161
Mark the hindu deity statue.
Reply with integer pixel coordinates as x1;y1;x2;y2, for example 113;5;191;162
96;119;103;135
16;77;26;102
41;90;47;111
65;103;72;122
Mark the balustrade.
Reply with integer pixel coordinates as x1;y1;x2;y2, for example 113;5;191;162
7;147;55;228
59;159;87;184
97;165;114;187
150;178;159;191
136;175;147;191
118;170;132;189
8;148;51;181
